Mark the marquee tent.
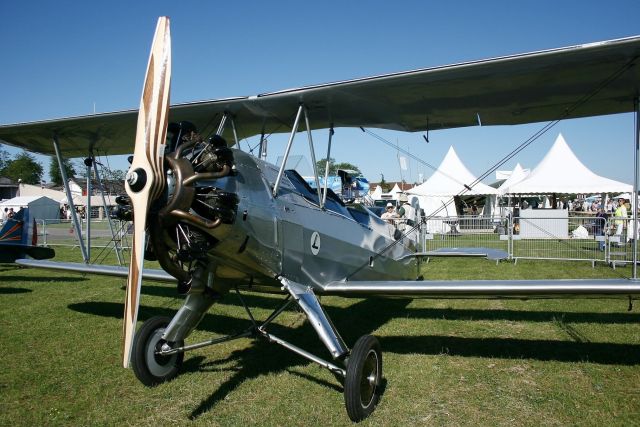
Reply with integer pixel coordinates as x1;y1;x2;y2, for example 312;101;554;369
502;134;632;195
388;183;402;198
370;185;383;199
409;146;498;197
408;147;498;230
497;163;530;196
0;196;60;221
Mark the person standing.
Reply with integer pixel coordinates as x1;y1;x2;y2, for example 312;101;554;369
614;197;628;243
595;207;609;251
397;194;416;225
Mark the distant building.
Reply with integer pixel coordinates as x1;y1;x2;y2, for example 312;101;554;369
0;177;19;201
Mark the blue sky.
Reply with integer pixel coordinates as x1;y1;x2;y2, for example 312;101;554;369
1;1;639;185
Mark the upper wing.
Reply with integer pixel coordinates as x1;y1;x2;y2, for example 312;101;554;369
1;36;639;157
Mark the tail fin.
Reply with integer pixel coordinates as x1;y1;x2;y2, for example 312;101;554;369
0;208;27;244
0;208;54;262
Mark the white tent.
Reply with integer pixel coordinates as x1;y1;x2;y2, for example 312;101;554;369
497;163;530;196
408;146;498;231
59;194;116;207
503;134;632;194
0;196;60;221
388;183;402;199
18;183;66;201
409;146;497;214
410;147;497;197
375;183;404;203
370;185;383;199
487;163;531;218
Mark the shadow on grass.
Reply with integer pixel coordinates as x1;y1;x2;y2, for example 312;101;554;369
406;307;640;324
186;298;411;420
140;284;178;299
68;295;640;420
379;335;640;365
140;284;283;311
0;274;87;283
0;287;33;294
68;302;252;336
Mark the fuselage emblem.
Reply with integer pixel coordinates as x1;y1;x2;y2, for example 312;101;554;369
310;231;321;255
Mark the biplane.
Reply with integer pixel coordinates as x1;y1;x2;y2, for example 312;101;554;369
1;17;640;421
0;207;55;263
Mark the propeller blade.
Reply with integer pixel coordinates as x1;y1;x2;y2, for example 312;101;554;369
122;16;171;368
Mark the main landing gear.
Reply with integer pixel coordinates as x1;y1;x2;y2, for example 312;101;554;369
130;278;384;422
344;335;383;421
131;316;184;386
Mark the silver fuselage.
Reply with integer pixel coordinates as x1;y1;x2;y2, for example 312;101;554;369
195;149;418;293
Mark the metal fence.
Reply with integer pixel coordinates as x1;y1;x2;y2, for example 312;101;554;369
412;214;639;268
37;219;131;248
510;215;606;264
419;215;508;253
26;213;640;270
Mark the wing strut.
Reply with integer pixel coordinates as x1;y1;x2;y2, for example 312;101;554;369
633;96;640;279
84;155;92;261
53;136;88;263
273;104;304;197
321;125;334;206
303;106;324;209
230;117;241;151
91;158;124;265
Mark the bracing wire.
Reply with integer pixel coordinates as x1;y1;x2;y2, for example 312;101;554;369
344;55;639;281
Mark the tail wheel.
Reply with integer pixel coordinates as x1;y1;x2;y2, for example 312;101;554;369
344;335;382;422
131;316;184;386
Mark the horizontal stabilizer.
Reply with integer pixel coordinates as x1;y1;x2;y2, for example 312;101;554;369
0;245;54;263
412;247;508;260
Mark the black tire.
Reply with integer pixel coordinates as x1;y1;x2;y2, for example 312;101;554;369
344;335;382;422
131;316;184;386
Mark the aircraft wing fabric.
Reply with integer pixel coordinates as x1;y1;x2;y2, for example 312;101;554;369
1;36;639;156
321;279;640;298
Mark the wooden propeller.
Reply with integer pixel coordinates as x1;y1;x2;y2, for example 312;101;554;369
122;17;171;368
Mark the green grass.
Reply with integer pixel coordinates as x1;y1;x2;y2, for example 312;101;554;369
1;248;639;425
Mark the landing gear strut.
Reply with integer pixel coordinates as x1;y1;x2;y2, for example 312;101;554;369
132;279;384;421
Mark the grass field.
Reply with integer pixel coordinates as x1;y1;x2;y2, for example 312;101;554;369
1;249;639;426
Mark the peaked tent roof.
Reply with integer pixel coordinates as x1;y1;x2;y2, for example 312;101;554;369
0;195;57;207
503;134;632;194
370;185;383;199
389;183;402;196
497;163;530;196
408;146;498;196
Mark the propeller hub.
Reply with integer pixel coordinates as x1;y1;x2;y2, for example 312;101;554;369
126;168;148;192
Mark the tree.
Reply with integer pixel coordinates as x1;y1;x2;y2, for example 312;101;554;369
379;174;390;192
0;145;9;171
49;156;77;185
316;157;335;175
100;166;126;182
1;151;43;184
316;158;361;176
334;162;361;174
